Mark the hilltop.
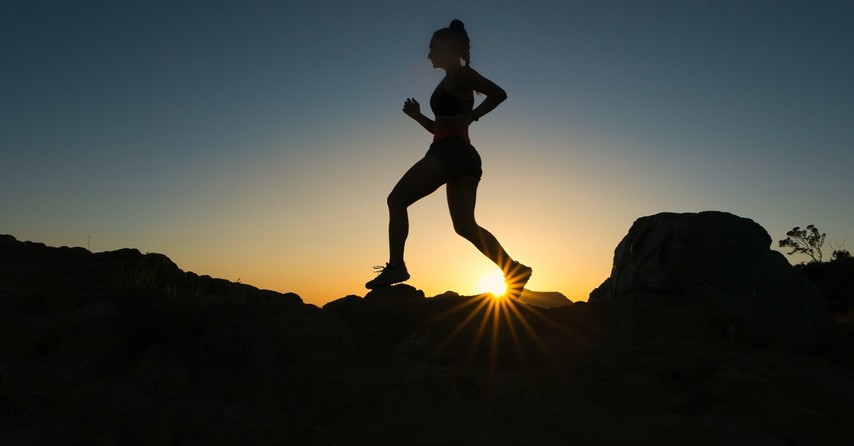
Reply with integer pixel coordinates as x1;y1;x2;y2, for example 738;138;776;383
2;211;854;445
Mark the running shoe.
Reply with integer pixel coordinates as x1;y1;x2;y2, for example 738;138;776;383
504;261;532;299
365;263;410;289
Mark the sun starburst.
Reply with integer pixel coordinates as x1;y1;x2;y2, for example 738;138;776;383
477;270;507;297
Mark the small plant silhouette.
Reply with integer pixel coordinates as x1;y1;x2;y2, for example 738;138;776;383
831;241;851;261
779;225;826;263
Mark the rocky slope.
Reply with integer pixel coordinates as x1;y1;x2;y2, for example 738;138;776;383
2;216;854;445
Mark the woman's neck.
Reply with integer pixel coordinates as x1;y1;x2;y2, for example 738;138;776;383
443;63;463;75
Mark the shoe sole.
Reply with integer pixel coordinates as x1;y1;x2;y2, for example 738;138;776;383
505;265;532;299
365;273;411;289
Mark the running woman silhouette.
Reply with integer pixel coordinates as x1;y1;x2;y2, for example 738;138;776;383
366;19;532;298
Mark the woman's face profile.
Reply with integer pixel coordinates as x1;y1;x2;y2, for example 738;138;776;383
428;37;459;69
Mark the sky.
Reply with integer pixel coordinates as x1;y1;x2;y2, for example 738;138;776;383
2;1;853;307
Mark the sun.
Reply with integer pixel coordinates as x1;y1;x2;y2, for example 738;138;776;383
477;270;507;297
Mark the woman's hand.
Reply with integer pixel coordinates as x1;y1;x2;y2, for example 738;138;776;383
403;98;436;134
402;98;421;119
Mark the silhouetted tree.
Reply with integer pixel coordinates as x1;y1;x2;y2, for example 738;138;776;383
779;225;826;263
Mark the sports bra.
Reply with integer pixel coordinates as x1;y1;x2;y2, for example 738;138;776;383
430;81;474;117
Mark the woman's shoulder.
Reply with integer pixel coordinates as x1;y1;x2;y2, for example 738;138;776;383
448;66;481;88
451;65;480;80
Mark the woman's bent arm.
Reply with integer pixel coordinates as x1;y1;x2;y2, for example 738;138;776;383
411;112;435;134
403;98;435;134
452;67;507;122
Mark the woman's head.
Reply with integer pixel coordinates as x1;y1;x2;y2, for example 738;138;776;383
429;19;471;70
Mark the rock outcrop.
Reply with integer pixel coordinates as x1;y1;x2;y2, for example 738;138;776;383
590;211;835;353
2;231;854;445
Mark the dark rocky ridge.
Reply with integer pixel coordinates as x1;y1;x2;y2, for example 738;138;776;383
2;215;854;445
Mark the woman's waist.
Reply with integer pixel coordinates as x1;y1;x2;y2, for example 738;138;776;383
432;126;470;143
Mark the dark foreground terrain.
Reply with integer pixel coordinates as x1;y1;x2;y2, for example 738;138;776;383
2;212;853;445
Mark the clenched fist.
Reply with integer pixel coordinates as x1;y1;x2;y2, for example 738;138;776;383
402;98;421;118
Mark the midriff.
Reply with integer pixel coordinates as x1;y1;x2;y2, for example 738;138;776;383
433;118;469;142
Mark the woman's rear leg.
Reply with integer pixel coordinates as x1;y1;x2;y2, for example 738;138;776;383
447;176;532;297
445;176;512;270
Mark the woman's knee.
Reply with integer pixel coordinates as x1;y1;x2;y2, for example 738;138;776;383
387;192;407;210
453;220;480;239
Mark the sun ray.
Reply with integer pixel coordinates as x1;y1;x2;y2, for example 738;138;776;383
430;294;493;358
430;292;486;321
489;297;502;367
467;297;498;361
503;297;552;356
499;298;525;360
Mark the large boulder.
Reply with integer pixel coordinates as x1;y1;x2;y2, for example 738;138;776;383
590;211;835;352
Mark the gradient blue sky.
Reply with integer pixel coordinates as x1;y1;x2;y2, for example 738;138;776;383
3;1;853;306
